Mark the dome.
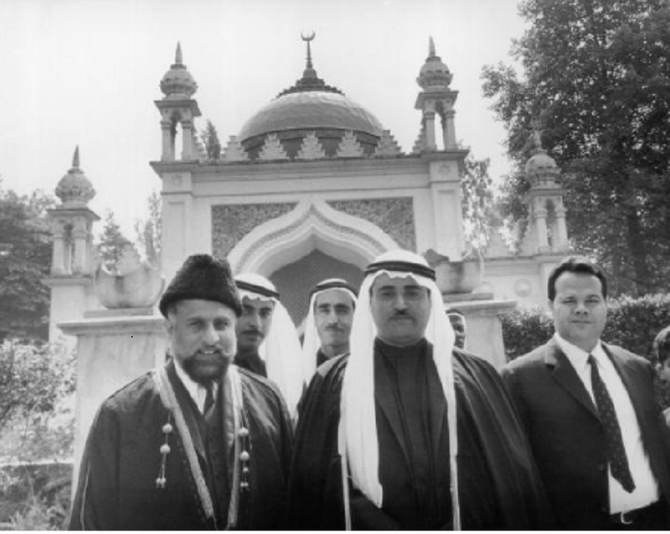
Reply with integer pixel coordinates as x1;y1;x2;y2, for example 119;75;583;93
417;37;452;91
239;92;384;140
160;43;197;100
524;126;560;186
239;89;385;160
237;35;388;160
56;147;96;207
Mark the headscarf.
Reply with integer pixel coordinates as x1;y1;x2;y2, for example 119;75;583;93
235;273;303;417
301;278;358;383
338;249;460;528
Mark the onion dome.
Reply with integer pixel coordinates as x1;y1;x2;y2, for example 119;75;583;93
160;43;198;100
417;37;453;90
55;146;96;207
238;34;385;159
524;125;560;187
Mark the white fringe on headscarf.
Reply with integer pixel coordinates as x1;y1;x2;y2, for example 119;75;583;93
235;274;304;418
338;250;461;529
301;281;358;385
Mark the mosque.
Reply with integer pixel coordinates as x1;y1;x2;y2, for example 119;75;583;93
44;37;570;466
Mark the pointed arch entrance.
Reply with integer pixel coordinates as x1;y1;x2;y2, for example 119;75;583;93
228;198;398;325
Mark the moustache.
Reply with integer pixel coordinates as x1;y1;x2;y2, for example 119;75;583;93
241;329;263;336
324;324;345;332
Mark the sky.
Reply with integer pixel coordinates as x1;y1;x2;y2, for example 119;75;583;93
0;0;527;237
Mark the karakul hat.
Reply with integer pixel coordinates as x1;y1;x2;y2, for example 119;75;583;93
159;254;242;317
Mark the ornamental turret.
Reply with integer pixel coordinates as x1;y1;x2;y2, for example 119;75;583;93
155;43;201;161
522;120;569;254
414;37;459;152
49;147;100;276
55;146;96;208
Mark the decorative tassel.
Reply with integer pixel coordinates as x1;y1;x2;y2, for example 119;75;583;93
239;426;251;492
156;416;174;489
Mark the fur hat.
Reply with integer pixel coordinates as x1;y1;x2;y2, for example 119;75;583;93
159;254;242;317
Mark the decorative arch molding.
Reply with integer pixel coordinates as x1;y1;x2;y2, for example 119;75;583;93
228;198;399;276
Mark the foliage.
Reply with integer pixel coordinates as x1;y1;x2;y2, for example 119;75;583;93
0;340;75;437
0;184;54;342
97;210;135;270
134;190;162;267
501;293;670;406
460;153;498;252
201;120;222;161
501;306;554;361
482;0;670;295
0;463;72;530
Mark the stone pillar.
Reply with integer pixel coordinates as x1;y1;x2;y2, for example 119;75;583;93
181;119;193;160
51;226;67;275
423;110;436;151
59;312;168;490
555;203;568;249
443;108;457;150
533;202;549;251
161;119;174;161
71;220;88;275
443;293;517;369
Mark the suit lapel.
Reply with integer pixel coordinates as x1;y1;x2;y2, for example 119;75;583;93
604;344;646;424
545;339;600;420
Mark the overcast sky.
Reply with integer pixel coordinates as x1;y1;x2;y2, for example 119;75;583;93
0;0;526;236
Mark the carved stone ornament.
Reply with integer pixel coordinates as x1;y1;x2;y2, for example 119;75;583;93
94;246;166;309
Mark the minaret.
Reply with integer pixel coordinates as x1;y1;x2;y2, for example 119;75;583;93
155;43;201;161
522;120;569;254
44;147;100;342
50;146;99;275
414;37;459;151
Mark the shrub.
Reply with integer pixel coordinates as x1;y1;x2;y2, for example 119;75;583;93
0;340;75;438
501;293;670;407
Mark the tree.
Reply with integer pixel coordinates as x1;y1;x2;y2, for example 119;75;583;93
460;154;498;253
0;184;54;342
482;0;670;295
97;211;134;270
134;190;162;266
201;120;221;161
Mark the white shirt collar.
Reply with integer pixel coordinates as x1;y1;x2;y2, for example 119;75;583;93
172;357;218;414
554;333;605;373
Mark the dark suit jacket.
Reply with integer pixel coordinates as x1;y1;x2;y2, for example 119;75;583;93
501;338;670;530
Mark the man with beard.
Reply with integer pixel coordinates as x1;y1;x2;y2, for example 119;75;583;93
69;255;293;530
288;250;552;529
234;273;303;417
301;278;357;382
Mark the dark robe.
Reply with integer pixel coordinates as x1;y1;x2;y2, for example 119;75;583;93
69;359;293;530
234;352;267;377
317;348;329;367
287;339;554;530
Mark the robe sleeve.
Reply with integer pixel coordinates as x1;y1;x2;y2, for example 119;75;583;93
287;356;348;529
68;403;121;530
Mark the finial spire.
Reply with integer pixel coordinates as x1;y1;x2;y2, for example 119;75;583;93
73;146;80;169
175;42;183;65
530;117;544;152
301;31;315;70
429;36;436;57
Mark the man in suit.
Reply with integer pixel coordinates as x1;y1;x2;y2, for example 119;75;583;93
502;256;670;529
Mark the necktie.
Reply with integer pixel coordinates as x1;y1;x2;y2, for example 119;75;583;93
588;355;636;493
203;384;215;419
